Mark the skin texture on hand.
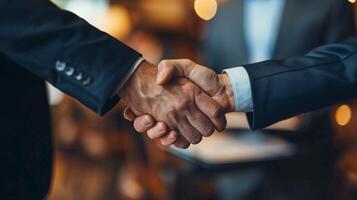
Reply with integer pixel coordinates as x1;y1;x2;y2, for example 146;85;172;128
156;59;235;112
119;61;226;148
124;59;235;148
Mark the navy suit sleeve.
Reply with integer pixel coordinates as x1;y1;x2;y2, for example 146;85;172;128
0;0;141;115
244;37;357;129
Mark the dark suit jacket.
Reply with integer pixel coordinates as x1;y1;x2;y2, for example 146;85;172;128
244;37;357;129
0;1;140;199
203;0;356;129
204;0;355;71
204;1;355;198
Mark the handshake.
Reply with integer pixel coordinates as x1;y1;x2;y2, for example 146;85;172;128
119;59;235;149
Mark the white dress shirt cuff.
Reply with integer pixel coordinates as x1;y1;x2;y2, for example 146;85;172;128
223;67;253;112
113;57;145;96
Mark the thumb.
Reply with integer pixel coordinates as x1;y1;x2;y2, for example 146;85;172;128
156;59;194;85
123;108;136;121
156;64;176;85
159;59;220;96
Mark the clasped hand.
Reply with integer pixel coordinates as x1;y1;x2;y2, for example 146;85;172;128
120;59;234;149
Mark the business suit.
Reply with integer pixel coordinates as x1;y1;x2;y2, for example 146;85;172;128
245;37;357;130
0;0;140;199
203;0;355;199
240;40;357;198
204;0;355;71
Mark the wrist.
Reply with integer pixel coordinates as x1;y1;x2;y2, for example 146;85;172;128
219;73;235;112
118;60;158;102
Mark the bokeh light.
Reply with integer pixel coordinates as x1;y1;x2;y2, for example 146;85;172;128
335;105;352;126
194;0;218;21
96;5;132;39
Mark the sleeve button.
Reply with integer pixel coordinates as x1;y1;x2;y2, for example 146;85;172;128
65;67;75;76
55;61;66;71
75;72;84;81
82;76;92;86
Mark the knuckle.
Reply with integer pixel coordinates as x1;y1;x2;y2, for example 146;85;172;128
183;59;196;69
210;73;219;84
210;106;223;118
158;60;172;71
183;82;193;89
208;68;216;75
183;83;197;93
158;60;169;67
181;59;193;65
206;68;216;76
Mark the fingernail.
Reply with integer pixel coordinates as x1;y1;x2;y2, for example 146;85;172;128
155;123;165;133
169;133;177;141
142;116;152;127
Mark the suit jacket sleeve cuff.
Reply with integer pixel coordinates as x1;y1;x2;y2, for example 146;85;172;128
113;57;145;96
223;67;253;112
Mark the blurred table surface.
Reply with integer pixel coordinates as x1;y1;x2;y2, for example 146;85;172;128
166;113;300;170
167;129;297;170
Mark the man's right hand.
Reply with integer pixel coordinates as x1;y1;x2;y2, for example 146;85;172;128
124;59;235;147
119;60;227;148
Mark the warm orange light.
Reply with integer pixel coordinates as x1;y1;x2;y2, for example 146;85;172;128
194;0;218;21
96;5;132;40
335;105;352;126
348;0;356;4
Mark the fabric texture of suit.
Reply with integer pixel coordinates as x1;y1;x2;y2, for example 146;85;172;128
245;37;357;129
0;0;140;199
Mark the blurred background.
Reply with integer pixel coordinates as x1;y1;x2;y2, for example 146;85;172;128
46;0;357;200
